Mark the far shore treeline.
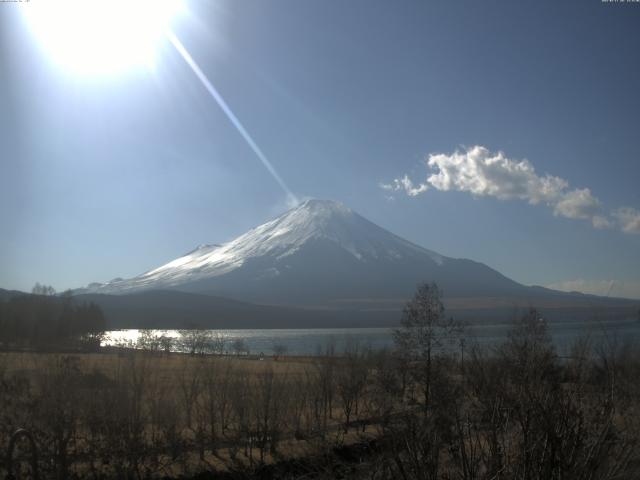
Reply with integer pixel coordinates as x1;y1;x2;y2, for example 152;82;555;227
0;284;106;350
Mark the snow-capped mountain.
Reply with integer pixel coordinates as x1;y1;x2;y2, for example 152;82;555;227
80;199;536;305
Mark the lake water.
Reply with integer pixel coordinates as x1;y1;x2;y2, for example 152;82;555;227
104;318;640;356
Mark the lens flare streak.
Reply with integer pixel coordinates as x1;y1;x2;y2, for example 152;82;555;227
168;31;298;205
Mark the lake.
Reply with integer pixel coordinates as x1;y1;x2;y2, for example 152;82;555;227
104;317;640;356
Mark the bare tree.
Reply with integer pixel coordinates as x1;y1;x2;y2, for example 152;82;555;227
33;356;82;480
393;282;462;407
178;329;213;355
31;282;56;296
232;338;249;356
252;367;289;462
137;330;162;353
159;333;174;354
272;343;288;360
201;358;235;453
336;342;368;432
176;358;203;433
211;332;226;355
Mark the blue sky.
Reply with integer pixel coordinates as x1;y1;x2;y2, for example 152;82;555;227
1;0;639;297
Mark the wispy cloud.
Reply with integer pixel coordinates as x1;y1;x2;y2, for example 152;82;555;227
546;278;640;300
382;145;638;233
380;175;428;197
613;207;640;234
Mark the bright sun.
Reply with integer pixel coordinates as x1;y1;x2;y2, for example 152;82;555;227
21;0;183;76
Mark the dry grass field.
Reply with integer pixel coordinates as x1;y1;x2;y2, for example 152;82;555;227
0;348;383;479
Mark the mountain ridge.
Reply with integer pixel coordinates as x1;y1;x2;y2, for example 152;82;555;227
74;199;635;310
77;199;527;303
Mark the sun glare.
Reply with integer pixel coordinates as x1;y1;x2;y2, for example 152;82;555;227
21;0;183;76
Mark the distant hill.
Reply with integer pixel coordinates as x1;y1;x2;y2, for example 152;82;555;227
0;288;27;301
2;286;636;330
76;289;638;329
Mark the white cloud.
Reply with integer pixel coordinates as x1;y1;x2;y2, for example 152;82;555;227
552;188;601;221
382;145;638;231
613;207;640;234
380;175;428;197
546;279;640;300
426;146;568;205
591;215;613;229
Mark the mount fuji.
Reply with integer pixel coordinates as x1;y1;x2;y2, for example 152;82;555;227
80;199;563;305
71;199;638;327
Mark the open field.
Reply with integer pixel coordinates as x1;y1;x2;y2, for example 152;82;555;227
0;350;315;379
0;348;385;479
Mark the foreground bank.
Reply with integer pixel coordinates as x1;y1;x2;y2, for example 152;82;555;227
1;311;639;479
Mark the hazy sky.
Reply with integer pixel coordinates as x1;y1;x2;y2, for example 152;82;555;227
1;0;639;298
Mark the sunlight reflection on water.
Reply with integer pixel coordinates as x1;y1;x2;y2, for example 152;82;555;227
103;319;640;356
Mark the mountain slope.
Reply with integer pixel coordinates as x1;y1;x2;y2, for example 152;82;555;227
78;199;617;308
